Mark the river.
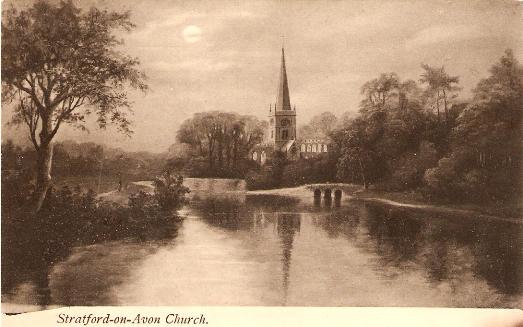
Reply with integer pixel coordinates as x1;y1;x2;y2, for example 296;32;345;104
2;178;522;311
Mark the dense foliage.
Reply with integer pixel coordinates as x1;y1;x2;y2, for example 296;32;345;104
2;165;189;250
336;50;521;205
245;50;521;210
1;140;167;193
173;111;266;178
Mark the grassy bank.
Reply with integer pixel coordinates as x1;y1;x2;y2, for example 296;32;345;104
353;189;522;222
53;174;152;194
247;181;521;222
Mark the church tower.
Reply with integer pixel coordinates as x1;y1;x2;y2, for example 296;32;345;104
268;48;296;150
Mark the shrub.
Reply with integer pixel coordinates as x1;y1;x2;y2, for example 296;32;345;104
152;171;190;211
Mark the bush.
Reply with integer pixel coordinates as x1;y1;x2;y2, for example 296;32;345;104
152;171;190;211
423;157;462;201
386;141;439;191
2;171;191;249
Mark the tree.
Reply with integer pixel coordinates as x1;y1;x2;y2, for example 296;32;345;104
176;111;266;176
336;118;382;189
2;0;147;212
419;64;460;124
336;72;436;190
360;73;400;114
425;50;522;202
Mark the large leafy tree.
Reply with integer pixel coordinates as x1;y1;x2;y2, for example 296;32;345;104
336;119;382;189
176;111;266;171
2;0;147;212
425;50;522;202
297;111;338;139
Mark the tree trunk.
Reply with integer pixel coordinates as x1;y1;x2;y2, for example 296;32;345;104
232;141;238;169
358;159;368;189
436;91;440;123
207;137;215;169
442;89;448;125
33;141;54;212
217;140;223;168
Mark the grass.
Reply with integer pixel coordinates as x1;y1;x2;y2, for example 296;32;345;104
355;189;522;220
53;174;151;194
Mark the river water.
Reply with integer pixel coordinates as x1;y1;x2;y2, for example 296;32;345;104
2;178;522;311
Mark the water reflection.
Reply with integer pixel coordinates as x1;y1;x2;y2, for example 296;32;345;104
2;222;68;310
2;179;522;310
2;212;182;310
276;213;300;305
326;203;523;297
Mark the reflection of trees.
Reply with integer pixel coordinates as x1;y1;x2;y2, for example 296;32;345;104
2;205;183;310
315;202;522;297
2;222;65;310
195;197;253;231
363;204;522;296
196;195;301;232
276;213;301;305
363;205;423;265
246;195;300;211
196;195;303;304
313;209;360;239
466;222;522;295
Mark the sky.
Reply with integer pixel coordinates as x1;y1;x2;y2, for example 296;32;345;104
2;0;522;153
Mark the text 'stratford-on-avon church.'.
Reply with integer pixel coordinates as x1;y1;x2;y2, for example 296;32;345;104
251;48;329;165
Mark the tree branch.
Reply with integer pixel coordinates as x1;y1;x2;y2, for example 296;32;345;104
48;96;86;142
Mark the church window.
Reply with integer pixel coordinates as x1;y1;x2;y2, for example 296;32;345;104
312;144;317;152
280;118;290;127
301;144;306;152
323;144;328;152
270;118;274;125
307;144;312;152
252;152;258;160
282;130;288;140
271;131;273;138
261;151;267;164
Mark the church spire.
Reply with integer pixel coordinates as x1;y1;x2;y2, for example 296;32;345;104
275;47;292;111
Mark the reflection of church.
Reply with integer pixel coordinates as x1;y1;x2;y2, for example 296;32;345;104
251;48;329;165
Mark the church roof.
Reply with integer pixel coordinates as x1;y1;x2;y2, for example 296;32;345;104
275;48;292;111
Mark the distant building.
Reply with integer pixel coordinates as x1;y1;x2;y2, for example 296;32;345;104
251;48;329;165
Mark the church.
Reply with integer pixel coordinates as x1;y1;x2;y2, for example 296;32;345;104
251;48;329;165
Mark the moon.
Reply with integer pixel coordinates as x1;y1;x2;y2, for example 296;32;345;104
182;25;202;43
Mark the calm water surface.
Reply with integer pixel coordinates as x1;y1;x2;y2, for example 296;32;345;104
2;179;522;310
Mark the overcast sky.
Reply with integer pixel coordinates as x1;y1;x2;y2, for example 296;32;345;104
2;0;522;152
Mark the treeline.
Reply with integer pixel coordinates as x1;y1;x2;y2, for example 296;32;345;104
244;50;521;208
170;111;267;177
171;50;521;208
334;49;521;204
1;140;166;191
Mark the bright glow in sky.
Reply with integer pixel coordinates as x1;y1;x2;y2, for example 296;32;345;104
182;25;202;43
2;0;522;153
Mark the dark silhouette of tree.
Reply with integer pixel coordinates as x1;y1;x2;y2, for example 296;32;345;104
425;50;522;202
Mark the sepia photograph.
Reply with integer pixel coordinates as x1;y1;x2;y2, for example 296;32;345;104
1;0;522;319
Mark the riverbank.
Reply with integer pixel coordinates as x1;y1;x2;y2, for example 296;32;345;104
98;179;521;224
353;189;522;224
247;183;521;224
